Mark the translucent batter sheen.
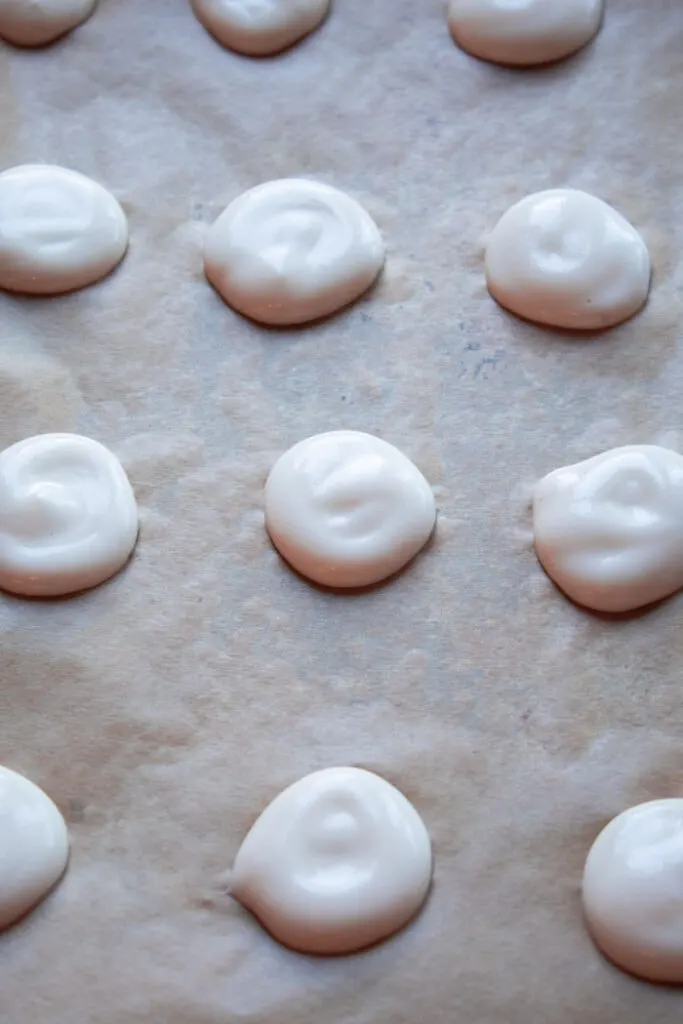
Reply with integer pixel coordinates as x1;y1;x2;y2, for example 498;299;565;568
0;433;139;597
533;445;683;613
204;178;384;325
232;767;433;954
448;0;603;67
0;0;96;47
0;766;69;930
583;799;683;983
265;430;436;587
0;164;128;295
191;0;330;56
486;189;650;330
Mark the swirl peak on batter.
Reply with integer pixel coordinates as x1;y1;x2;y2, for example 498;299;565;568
232;767;432;954
0;433;139;597
204;179;384;325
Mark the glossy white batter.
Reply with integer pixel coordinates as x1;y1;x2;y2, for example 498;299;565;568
447;0;603;67
0;766;69;930
0;433;139;598
485;189;651;330
204;178;384;325
533;445;683;613
232;767;432;954
0;0;96;46
265;430;436;588
191;0;330;56
0;164;128;295
583;799;683;983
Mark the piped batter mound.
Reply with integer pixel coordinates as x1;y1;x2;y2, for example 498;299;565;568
191;0;330;56
0;766;69;930
0;433;139;597
0;0;96;47
485;189;650;330
583;799;683;984
447;0;603;67
204;178;384;325
231;767;433;954
264;430;436;588
533;445;683;613
0;164;128;295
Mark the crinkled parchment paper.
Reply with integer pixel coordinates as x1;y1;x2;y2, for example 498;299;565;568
2;1;683;1021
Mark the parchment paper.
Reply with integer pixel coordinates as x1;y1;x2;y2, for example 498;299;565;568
2;1;683;1021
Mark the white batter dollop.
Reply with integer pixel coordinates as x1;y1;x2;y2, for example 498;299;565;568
232;766;432;954
265;430;436;588
447;0;603;67
204;178;384;325
583;799;683;983
485;189;650;330
191;0;330;56
533;445;683;613
0;766;69;930
0;433;139;598
0;164;128;295
0;0;96;46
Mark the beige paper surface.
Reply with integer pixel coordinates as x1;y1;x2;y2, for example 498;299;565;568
2;1;683;1020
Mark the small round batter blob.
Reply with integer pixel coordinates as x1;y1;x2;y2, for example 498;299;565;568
0;766;69;930
191;0;330;56
485;189;650;330
0;433;139;597
583;799;683;983
204;178;384;325
232;766;433;954
447;0;603;67
0;164;128;295
265;430;436;588
0;0;96;47
533;445;683;613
